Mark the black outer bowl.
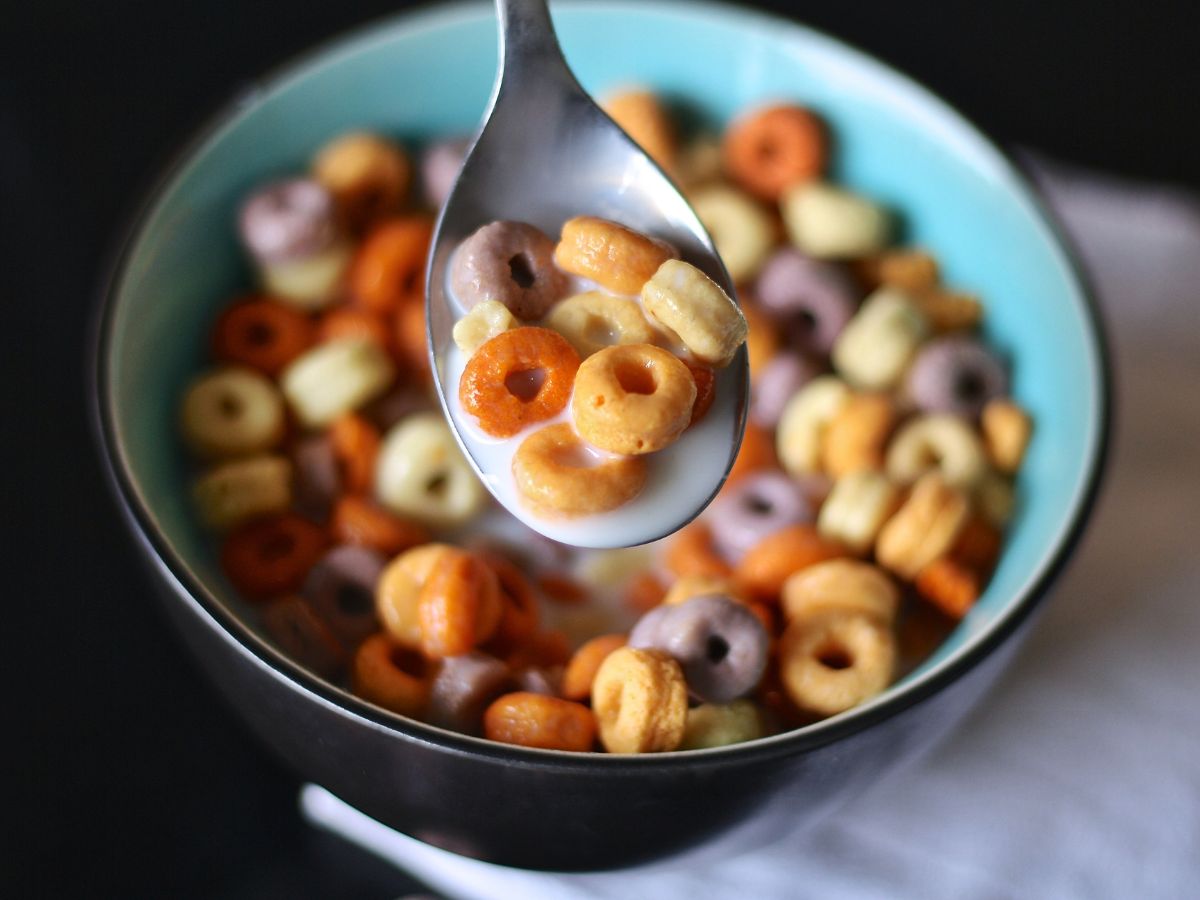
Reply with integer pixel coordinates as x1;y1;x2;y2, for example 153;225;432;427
88;5;1112;874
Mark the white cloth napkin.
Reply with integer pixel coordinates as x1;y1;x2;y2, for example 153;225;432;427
302;159;1200;900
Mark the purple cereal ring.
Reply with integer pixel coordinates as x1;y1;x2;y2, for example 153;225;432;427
427;652;512;733
239;178;337;264
450;221;568;319
708;471;813;561
629;594;769;703
302;545;385;647
751;354;820;428
754;249;857;356
292;435;340;522
421;137;470;210
906;336;1008;419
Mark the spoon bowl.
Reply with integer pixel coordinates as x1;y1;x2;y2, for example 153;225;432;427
427;0;749;548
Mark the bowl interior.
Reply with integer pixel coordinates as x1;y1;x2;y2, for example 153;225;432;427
102;0;1104;728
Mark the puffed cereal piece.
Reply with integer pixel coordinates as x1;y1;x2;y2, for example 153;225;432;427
192;454;292;529
352;633;432;718
642;260;748;368
816;470;901;555
376;543;455;648
212;297;315;377
854;248;940;293
886;413;987;490
261;240;354;311
975;468;1016;528
451;299;518;355
981;399;1033;474
280;337;395;428
417;549;502;658
832;288;929;391
734;524;848;602
221;513;327;598
483;692;597;752
679;699;764;750
450;221;566;320
591;647;688;753
781;559;899;626
571;344;696;454
775;375;851;477
910;288;985;333
561;634;628;701
180;367;285;459
722;104;826;201
312;132;411;230
554;216;676;295
915;557;980;620
351;216;433;314
689;184;775;284
821;392;897;477
374;412;487;527
662;574;742;606
728;421;778;484
664;521;733;580
676;133;723;188
543;291;656;358
742;302;779;382
778;613;896;717
782;181;890;259
512;423;647;517
876;472;970;579
602;88;677;174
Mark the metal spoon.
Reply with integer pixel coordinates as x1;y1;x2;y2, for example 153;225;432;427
426;0;749;549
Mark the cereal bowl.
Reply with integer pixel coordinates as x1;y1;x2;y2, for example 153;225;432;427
91;0;1109;871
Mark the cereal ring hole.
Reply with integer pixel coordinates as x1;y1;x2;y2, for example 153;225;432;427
743;493;775;516
335;583;375;617
504;368;547;401
614;360;657;396
508;253;536;289
816;642;853;671
217;392;244;419
955;371;987;403
245;322;275;346
424;471;450;498
389;645;430;679
706;634;730;664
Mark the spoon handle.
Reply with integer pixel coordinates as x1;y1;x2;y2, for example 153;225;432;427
494;0;576;93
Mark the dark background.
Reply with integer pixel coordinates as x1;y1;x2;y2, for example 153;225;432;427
3;1;1192;897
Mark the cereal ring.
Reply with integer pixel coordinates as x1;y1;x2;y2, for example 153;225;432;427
543;291;656;359
280;337;395;429
754;248;858;357
907;336;1008;419
852;248;940;294
260;241;352;311
180;367;285;459
734;524;847;603
821;392;897;477
591;647;688;753
778;613;895;717
375;543;455;648
642;260;747;368
776;375;851;477
261;595;346;678
483;692;597;752
312;132;411;231
602;88;677;173
192;455;292;530
664;521;733;579
375;412;487;527
561;634;627;701
816;470;901;554
689;184;775;283
676;133;723;188
727;421;778;485
685;360;716;426
220;512;328;598
302;544;385;647
537;572;589;606
915;557;981;619
662;574;741;607
512;423;647;517
330;413;381;495
886;413;987;489
742;302;780;382
351;633;432;718
420;137;469;209
451;221;567;319
211;296;314;376
504;629;572;671
782;181;891;259
832;288;929;391
452;299;518;355
571;344;695;454
721;104;826;201
479;553;540;651
292;436;340;521
418;550;502;657
363;381;433;431
981;399;1033;474
708;471;813;561
680;700;764;750
317;308;393;354
428;651;512;733
876;472;970;579
239;178;337;264
392;295;432;381
460;327;580;438
910;288;985;333
781;559;899;626
349;216;433;314
951;515;1003;573
330;495;429;557
554;216;676;295
515;666;565;697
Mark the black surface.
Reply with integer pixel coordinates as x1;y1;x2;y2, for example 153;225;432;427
0;0;1180;896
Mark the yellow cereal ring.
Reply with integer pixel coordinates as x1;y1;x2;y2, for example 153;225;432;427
375;543;456;648
886;413;987;489
981;399;1033;474
512;423;647;517
821;392;897;477
543;291;656;358
779;613;896;717
554;216;676;295
781;559;900;626
679;700;764;750
591;646;688;753
876;472;970;579
642;259;747;368
662;574;741;606
816;470;901;554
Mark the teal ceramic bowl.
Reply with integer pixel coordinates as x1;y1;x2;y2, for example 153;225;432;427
92;0;1109;870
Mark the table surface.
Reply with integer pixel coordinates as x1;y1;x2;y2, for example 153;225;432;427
3;1;1195;896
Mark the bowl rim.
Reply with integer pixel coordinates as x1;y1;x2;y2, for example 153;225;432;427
89;0;1112;771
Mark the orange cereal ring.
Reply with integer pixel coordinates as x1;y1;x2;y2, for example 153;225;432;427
261;595;346;678
460;327;580;438
571;344;696;455
351;633;433;717
417;550;502;658
376;543;455;647
329;413;381;495
350;216;433;314
735;524;847;603
392;295;432;381
330;495;429;557
211;296;314;376
726;422;777;485
554;216;676;295
512;423;647;517
742;301;780;382
951;515;1002;573
221;513;328;599
537;572;590;606
602;89;677;174
664;521;733;580
915;557;980;620
686;360;716;426
483;692;597;752
479;553;540;652
722;104;826;201
561;634;628;701
623;571;668;614
317;307;393;353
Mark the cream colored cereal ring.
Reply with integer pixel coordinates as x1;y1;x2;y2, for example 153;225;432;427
781;559;899;626
451;299;518;355
554;216;676;295
679;699;764;750
543;291;656;358
981;399;1033;474
876;472;970;579
375;412;486;527
832;288;930;391
816;470;901;554
781;181;891;259
375;543;456;648
601;88;677;174
281;336;395;428
642;260;747;368
676;133;723;188
689;184;774;284
180;366;285;459
776;375;851;477
261;240;352;311
591;646;688;753
512;423;647;517
192;454;292;530
571;344;696;455
778;612;896;717
886;413;987;489
821;392;897;477
662;574;741;606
